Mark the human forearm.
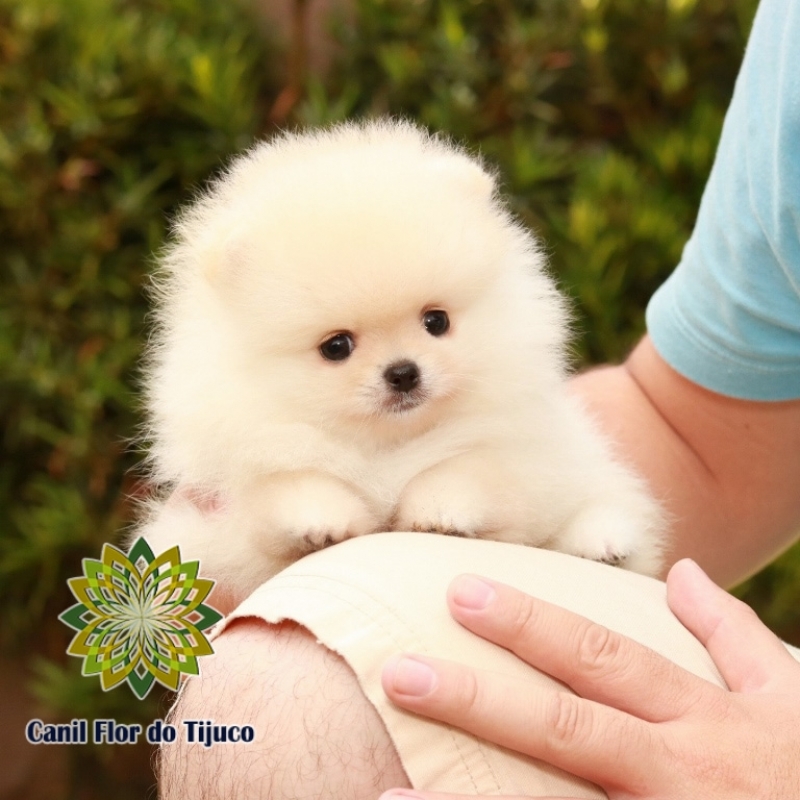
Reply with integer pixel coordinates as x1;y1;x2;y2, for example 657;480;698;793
569;336;800;586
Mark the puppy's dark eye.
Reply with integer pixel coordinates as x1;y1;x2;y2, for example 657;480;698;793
319;332;355;361
422;309;450;337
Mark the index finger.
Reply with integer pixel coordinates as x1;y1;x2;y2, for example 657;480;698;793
381;651;664;791
446;574;721;722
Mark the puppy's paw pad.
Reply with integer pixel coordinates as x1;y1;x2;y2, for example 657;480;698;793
591;546;630;568
288;510;371;552
409;521;473;538
556;505;644;568
301;530;340;550
395;485;488;540
558;539;634;569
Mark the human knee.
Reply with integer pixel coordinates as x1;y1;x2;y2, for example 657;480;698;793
158;620;408;799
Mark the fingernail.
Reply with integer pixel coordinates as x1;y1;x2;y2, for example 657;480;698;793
676;558;714;586
388;656;437;696
378;791;423;799
451;575;495;610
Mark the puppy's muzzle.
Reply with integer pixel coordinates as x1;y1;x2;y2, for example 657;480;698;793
383;360;420;394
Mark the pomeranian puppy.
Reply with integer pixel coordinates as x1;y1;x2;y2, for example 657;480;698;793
136;120;664;609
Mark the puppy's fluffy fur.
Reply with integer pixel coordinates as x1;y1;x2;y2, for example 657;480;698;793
138;120;664;605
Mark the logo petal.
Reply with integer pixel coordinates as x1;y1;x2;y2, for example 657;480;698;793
60;537;223;699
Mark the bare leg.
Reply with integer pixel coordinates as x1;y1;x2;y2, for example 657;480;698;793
158;620;411;799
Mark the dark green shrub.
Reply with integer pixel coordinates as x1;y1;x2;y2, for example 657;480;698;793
1;0;275;643
306;0;750;359
0;0;277;794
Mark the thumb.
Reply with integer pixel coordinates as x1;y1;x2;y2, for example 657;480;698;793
666;558;799;693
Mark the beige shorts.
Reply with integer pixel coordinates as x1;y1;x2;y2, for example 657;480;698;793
215;532;799;798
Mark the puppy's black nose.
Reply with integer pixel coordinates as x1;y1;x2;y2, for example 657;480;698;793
384;360;420;393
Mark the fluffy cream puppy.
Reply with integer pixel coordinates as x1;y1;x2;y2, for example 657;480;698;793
137;120;664;607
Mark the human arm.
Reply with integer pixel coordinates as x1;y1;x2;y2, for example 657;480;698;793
565;0;800;585
380;564;800;800
570;335;800;586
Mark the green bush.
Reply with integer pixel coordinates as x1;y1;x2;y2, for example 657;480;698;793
0;0;275;641
1;0;797;796
307;0;749;359
0;0;277;795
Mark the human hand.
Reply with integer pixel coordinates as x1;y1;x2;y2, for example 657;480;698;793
379;559;800;799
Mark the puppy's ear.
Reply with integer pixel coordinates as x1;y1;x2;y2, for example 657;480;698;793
203;232;256;305
203;228;254;295
431;153;496;200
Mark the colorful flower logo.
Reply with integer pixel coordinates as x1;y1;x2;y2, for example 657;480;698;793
59;537;223;699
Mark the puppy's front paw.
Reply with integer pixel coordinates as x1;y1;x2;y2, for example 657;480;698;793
266;474;379;555
394;472;489;538
554;505;645;569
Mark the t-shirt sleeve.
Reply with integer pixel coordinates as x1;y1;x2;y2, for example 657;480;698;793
646;0;800;401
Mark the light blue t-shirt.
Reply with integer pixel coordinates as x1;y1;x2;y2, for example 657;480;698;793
646;0;800;401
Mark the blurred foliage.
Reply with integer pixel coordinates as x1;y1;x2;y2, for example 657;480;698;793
0;0;275;643
0;0;277;795
306;0;751;360
1;0;798;796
